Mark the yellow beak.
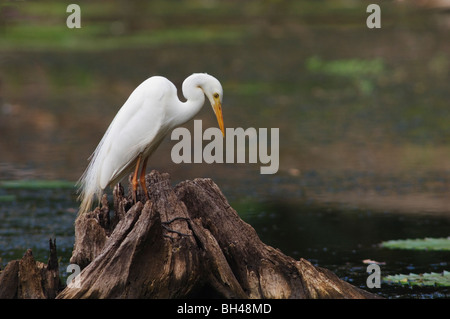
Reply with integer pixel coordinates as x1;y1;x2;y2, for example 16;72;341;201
213;99;225;137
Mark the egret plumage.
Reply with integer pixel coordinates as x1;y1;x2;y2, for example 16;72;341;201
77;73;224;215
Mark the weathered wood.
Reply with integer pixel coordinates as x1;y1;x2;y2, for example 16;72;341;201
44;238;61;299
0;239;61;299
0;260;19;298
70;195;110;269
58;170;380;299
175;178;377;299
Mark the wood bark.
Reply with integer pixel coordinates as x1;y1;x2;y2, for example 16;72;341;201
0;239;61;299
56;170;379;299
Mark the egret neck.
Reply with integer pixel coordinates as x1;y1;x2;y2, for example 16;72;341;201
174;73;224;135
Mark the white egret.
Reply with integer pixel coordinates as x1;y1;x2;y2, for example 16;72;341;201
77;73;225;215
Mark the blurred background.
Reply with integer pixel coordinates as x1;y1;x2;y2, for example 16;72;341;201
0;0;449;298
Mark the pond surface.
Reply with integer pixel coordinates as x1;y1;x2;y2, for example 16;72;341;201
0;1;449;298
0;183;449;299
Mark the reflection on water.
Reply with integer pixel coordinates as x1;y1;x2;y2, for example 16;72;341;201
0;185;449;298
0;1;449;298
242;199;450;298
0;187;77;276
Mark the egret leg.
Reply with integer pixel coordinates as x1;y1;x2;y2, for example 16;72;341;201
131;153;142;203
139;155;149;200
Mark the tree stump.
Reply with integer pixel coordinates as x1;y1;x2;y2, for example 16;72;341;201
57;170;379;299
0;239;61;299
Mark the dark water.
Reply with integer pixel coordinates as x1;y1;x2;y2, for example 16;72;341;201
0;1;449;298
0;188;76;269
1;182;449;299
243;200;450;299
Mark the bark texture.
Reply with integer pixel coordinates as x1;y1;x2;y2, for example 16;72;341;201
56;170;379;299
0;239;61;299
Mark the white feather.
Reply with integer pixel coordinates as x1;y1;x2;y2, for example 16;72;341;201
77;73;224;215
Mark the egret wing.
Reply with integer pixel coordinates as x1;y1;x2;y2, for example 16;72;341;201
97;79;169;189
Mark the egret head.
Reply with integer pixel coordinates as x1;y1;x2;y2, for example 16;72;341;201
199;74;225;137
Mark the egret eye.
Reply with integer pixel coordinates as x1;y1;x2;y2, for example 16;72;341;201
213;93;219;99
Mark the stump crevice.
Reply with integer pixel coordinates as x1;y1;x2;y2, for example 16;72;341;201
55;170;379;299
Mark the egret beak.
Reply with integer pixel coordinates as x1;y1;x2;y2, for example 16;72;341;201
213;99;225;137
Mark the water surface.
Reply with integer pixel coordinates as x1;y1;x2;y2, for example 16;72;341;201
0;1;449;298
